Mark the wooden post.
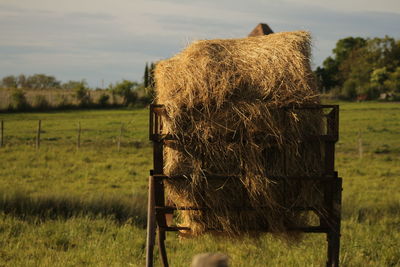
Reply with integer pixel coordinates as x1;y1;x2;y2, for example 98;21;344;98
77;122;81;149
36;120;41;149
358;129;363;159
0;120;4;148
117;122;123;152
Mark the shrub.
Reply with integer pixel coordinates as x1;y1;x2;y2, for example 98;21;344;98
33;95;50;110
135;85;154;105
74;83;91;107
56;94;71;109
342;79;358;100
362;85;381;100
98;93;110;107
9;90;29;111
112;80;138;105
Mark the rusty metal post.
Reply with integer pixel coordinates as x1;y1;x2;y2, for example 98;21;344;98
158;229;169;267
324;106;341;267
147;104;170;266
326;178;342;267
146;175;156;267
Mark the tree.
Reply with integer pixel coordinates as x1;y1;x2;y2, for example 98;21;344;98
17;74;27;88
141;62;156;103
112;80;139;105
1;75;18;88
332;37;366;64
318;35;400;100
144;63;149;88
342;79;358;99
315;58;338;92
62;80;86;90
316;37;367;92
366;36;400;71
149;62;155;88
370;67;389;88
26;74;61;89
73;80;91;106
98;93;110;107
9;90;29;110
384;67;400;93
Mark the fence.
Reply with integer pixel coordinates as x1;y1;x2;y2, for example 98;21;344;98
0;119;148;151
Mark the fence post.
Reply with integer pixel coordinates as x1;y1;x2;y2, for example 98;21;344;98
77;122;81;149
358;129;363;159
0;120;4;148
117;122;123;152
36;120;41;150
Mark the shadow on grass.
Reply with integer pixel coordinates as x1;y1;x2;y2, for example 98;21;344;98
0;190;147;227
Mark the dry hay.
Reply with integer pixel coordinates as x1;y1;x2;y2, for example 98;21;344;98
154;31;325;241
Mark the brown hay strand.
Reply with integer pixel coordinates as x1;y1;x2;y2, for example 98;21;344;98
155;31;324;241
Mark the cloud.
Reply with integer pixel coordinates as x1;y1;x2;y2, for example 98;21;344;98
0;1;399;86
283;0;400;14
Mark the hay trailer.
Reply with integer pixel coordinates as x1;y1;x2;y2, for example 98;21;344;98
146;104;342;267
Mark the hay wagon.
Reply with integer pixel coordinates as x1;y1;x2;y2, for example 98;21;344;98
146;103;342;267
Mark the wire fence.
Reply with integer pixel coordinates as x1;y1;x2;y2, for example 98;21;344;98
0;118;149;150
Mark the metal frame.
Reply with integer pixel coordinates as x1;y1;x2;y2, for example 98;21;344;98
146;104;342;267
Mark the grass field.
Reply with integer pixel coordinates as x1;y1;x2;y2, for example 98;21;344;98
0;102;399;266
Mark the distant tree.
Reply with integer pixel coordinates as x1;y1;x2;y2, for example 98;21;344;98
384;67;400;93
333;37;367;64
98;93;110;107
318;35;400;100
370;67;389;90
9;90;29;110
33;95;50;110
26;74;61;89
144;63;149;88
141;62;156;103
17;74;27;88
73;80;91;106
62;80;86;90
317;37;367;92
342;79;358;100
149;62;155;88
1;75;18;88
56;94;71;108
112;80;139;105
366;36;400;71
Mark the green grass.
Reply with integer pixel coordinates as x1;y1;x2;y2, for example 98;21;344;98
0;108;149;146
0;102;399;266
0;108;150;196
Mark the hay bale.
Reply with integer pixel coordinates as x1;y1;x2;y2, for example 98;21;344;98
155;31;324;240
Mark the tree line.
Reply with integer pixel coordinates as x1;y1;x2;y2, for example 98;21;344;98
1;74;79;90
2;34;399;110
315;35;400;100
0;64;156;111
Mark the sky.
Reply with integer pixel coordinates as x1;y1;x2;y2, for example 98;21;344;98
1;0;399;88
